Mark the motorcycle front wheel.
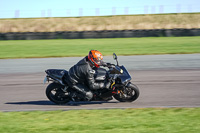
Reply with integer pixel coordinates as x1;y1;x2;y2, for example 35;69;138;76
114;82;140;102
46;83;70;104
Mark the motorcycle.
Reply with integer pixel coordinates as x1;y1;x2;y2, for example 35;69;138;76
44;53;139;104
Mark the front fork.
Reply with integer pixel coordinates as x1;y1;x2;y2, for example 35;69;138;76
111;82;121;95
111;83;129;98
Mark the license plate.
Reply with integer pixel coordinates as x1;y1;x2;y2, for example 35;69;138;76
43;76;48;84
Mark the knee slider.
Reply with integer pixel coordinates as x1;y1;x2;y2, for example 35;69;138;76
85;92;93;100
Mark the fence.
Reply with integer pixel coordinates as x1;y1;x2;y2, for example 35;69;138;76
1;28;200;40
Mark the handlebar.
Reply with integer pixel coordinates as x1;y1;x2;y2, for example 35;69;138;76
101;62;115;68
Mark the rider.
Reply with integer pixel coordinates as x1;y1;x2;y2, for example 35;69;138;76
65;50;111;101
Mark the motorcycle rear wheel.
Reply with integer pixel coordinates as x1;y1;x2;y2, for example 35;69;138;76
114;83;139;102
46;83;70;104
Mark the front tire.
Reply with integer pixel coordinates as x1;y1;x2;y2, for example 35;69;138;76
46;83;70;104
114;82;140;102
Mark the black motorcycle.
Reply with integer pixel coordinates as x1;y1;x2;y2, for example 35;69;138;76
44;53;139;104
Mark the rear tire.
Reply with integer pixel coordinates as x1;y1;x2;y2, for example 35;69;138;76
114;82;140;102
46;83;70;104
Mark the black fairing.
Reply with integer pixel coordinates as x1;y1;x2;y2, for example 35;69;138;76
45;69;67;80
109;66;122;74
118;66;132;84
93;68;107;81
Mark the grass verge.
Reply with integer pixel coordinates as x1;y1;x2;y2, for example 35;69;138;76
1;13;200;32
0;36;200;59
0;108;199;133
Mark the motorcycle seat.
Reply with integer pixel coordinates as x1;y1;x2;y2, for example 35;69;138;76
45;69;68;80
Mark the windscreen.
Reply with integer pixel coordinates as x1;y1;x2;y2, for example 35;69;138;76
118;66;132;84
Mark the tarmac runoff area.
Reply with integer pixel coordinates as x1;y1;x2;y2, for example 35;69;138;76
0;54;200;111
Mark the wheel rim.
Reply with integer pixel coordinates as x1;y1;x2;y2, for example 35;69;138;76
50;88;68;102
126;87;136;98
119;87;136;100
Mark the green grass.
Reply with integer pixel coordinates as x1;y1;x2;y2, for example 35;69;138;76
0;108;199;133
0;36;200;59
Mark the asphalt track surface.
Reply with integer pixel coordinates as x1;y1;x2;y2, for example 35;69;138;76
0;54;200;111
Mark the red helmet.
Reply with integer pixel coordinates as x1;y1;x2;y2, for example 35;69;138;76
88;50;103;68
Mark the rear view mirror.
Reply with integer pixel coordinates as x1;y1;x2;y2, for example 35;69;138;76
113;53;117;60
113;53;119;66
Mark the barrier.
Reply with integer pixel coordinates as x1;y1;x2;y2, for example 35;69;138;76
0;28;200;40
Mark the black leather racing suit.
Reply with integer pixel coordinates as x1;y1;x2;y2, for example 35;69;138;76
65;56;106;100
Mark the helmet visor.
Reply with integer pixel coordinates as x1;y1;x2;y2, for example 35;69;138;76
93;57;103;65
